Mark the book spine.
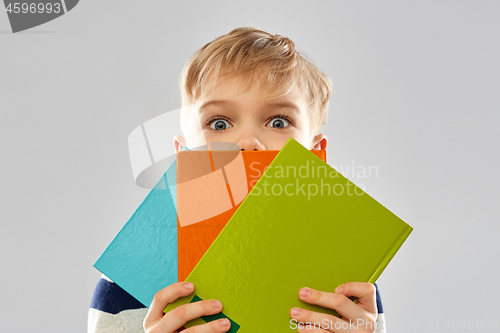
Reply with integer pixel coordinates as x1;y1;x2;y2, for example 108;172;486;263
367;225;413;283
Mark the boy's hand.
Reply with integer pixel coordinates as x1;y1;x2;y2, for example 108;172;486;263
144;282;231;333
290;282;377;332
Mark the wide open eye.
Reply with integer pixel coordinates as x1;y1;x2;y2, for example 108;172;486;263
209;119;232;131
266;117;290;129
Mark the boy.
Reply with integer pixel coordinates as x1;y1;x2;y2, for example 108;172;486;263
89;27;386;333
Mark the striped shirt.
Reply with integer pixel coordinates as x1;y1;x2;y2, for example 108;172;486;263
88;275;387;332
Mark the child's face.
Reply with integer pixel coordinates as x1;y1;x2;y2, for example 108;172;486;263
174;73;327;153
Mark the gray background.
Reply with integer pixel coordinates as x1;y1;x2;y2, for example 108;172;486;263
1;1;499;332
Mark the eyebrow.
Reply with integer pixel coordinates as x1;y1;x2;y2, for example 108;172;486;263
199;100;301;114
199;100;237;112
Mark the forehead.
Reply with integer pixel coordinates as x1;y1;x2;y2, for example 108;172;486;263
198;70;306;108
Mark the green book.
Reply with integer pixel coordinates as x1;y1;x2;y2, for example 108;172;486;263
165;138;413;332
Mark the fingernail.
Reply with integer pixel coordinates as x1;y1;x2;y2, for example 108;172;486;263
221;318;229;327
185;282;194;289
291;307;301;316
299;288;310;298
212;300;222;308
335;286;342;293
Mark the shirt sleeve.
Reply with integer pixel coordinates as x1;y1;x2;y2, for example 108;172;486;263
374;283;387;333
88;275;148;333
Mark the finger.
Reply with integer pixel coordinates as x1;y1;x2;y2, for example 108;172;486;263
146;282;195;323
290;307;345;333
159;299;224;333
298;287;368;322
335;282;377;315
182;318;231;333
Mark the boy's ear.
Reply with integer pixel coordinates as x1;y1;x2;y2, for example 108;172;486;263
311;134;328;150
173;135;187;153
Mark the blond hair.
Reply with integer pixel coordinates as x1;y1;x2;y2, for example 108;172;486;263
179;27;332;134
